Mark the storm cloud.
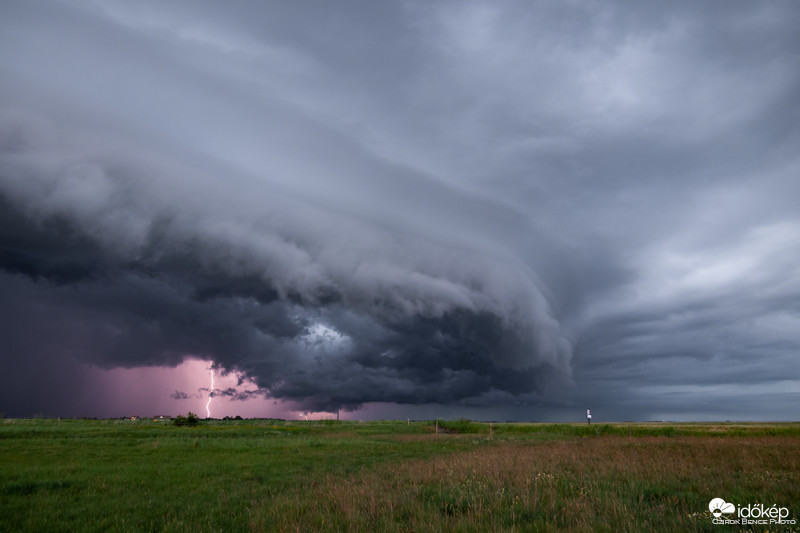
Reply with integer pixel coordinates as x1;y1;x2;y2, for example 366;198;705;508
1;1;798;420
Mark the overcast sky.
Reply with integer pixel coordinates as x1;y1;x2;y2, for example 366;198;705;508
1;1;798;421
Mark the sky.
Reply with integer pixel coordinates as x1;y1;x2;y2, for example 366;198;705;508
1;1;798;421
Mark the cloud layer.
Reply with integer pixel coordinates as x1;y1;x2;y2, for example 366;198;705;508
1;1;798;419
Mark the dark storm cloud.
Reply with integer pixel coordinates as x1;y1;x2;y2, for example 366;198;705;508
170;391;196;401
1;1;798;419
214;388;265;402
0;35;569;414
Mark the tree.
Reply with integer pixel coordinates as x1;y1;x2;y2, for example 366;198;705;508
173;412;199;427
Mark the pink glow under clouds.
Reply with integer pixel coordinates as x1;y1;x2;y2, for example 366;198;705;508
80;359;318;419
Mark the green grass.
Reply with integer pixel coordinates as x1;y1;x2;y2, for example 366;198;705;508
1;418;799;532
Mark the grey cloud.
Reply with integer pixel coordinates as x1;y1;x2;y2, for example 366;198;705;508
0;104;570;414
215;388;266;402
170;391;198;401
1;1;798;420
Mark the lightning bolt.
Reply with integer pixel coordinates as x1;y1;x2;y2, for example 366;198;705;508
205;366;215;418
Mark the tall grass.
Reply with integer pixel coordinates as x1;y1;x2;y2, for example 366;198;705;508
281;435;800;532
1;419;798;532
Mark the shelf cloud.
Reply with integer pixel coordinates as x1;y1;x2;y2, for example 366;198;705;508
1;1;798;419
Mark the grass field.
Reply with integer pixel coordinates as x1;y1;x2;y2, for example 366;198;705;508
1;418;799;532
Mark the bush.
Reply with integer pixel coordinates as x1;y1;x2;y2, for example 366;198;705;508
436;418;483;434
173;412;199;427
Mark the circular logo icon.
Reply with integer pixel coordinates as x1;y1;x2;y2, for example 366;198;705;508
709;498;736;518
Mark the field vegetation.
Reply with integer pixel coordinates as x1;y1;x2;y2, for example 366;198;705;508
1;418;798;532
